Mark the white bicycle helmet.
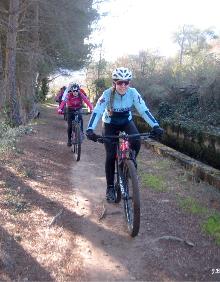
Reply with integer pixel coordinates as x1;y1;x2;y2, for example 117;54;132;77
112;67;132;80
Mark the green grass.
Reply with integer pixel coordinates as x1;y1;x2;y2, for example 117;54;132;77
141;173;166;192
202;214;220;245
178;197;220;245
178;197;208;215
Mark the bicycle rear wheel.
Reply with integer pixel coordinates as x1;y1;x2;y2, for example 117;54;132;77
72;124;81;161
122;159;140;237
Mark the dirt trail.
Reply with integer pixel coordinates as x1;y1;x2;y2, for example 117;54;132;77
0;104;220;281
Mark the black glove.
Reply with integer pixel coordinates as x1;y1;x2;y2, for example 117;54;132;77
150;125;164;140
86;129;98;142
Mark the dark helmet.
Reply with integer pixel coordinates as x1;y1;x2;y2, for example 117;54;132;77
70;83;80;92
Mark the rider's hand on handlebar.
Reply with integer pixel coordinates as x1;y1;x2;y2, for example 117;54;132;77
86;129;98;142
150;125;164;140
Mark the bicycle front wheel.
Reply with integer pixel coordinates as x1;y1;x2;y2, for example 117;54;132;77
122;159;140;237
72;124;81;161
114;158;121;203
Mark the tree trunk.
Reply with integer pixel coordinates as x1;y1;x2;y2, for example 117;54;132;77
26;0;40;120
4;0;22;126
0;39;3;108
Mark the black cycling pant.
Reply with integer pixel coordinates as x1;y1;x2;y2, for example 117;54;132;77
102;120;141;187
67;108;83;140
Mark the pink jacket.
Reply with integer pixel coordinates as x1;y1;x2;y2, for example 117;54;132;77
59;90;93;111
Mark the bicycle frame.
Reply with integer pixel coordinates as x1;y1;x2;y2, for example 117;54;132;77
116;131;146;166
116;134;133;199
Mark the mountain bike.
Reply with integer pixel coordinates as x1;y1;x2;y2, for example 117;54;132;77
71;110;83;161
96;132;150;237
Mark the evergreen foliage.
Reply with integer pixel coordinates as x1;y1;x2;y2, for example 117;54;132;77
0;0;100;126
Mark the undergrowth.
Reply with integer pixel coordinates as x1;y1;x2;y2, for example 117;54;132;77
0;122;33;154
202;214;220;245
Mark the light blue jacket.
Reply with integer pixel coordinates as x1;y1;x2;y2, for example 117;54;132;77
87;87;159;130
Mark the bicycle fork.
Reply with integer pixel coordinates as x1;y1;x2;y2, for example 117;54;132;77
118;166;129;200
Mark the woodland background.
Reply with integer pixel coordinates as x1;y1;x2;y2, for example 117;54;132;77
0;0;220;136
85;25;220;135
0;0;99;126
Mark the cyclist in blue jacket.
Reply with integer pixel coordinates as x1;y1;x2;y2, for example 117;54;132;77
86;67;163;203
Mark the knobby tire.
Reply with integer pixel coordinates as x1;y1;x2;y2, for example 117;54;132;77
122;159;140;237
72;123;81;161
114;159;121;203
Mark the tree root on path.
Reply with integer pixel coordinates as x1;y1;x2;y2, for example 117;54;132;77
49;209;64;227
154;235;195;247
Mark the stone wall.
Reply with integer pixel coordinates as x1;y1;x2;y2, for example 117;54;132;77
134;115;220;170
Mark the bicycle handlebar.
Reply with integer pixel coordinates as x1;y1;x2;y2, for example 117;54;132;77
72;110;88;115
96;132;152;144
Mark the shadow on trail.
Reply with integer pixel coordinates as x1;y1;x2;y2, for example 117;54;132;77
1;165;126;258
1;105;137;280
0;225;53;281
